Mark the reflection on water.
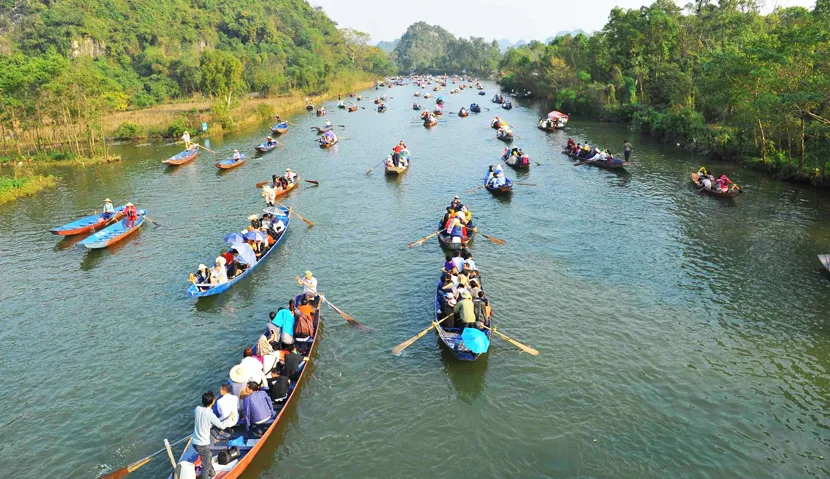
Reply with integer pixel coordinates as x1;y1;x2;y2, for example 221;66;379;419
441;344;489;403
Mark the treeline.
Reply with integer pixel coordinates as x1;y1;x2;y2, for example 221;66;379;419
391;22;501;75
499;0;830;185
0;0;394;156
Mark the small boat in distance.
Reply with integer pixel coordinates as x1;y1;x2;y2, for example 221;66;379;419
216;154;246;170
271;122;288;135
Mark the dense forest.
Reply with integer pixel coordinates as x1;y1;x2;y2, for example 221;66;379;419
0;0;393;155
499;0;830;184
391;22;501;74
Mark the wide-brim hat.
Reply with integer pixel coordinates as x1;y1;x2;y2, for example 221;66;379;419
104;198;111;203
125;202;134;207
229;364;250;383
248;214;258;221
461;290;472;299
198;264;207;271
215;256;226;266
304;270;313;278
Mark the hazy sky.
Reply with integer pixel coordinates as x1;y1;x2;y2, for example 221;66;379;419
311;0;817;43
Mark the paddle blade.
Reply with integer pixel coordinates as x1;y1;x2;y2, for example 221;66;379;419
481;233;506;246
98;456;153;479
302;179;320;185
392;327;432;355
255;181;268;188
493;329;539;356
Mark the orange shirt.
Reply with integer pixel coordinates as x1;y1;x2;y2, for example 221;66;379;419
298;304;315;317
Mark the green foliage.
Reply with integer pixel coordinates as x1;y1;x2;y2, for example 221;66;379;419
392;22;501;74
166;118;188;138
499;1;830;183
113;122;142;140
255;103;275;120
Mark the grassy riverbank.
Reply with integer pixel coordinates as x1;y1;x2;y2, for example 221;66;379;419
107;75;374;141
0;175;57;205
1;152;121;168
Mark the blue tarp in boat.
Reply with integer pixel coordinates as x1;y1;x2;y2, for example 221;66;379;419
461;328;490;354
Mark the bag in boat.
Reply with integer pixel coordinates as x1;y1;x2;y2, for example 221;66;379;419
227;436;246;448
218;446;241;465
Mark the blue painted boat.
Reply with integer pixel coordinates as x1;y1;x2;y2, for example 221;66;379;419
163;148;198;166
167;293;321;479
271;122;288;134
78;212;146;249
216;154;246;170
187;206;290;297
50;206;125;236
434;280;491;360
256;140;278;153
484;169;512;195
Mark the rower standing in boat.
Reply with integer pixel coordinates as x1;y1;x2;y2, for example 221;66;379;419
193;391;236;479
262;183;276;207
232;149;241;161
101;198;115;220
182;130;192;149
623;140;633;161
123;202;138;228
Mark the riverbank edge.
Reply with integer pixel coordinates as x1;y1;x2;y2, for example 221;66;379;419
0;175;57;205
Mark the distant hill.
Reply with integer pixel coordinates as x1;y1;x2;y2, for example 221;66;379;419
376;39;399;54
392;22;501;74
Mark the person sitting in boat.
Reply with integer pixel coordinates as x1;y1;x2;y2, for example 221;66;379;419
570;142;580;155
486;165;495;184
448;218;466;244
454;290;476;332
450;195;463;212
241;381;274;436
324;119;332;128
211;257;229;285
715;175;732;192
232;149;241;161
123;202;139;228
193;264;210;291
567;138;575;150
181;130;192;149
587;148;604;161
284;168;297;184
101;198;115;220
215;383;240;428
489;172;506;188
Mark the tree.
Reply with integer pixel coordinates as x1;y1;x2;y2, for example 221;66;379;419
200;50;245;109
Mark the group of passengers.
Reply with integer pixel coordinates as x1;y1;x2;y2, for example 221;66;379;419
385;141;410;168
486;164;508;188
191;211;287;289
436;251;492;331
695;167;735;193
191;282;319;479
566;138;619;162
261;168;298;207
439;196;475;244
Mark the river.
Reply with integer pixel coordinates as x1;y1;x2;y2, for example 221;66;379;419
1;81;830;478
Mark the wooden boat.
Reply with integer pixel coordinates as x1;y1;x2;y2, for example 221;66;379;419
478;91;486;95
271;122;288;135
349;92;356;97
566;151;631;170
503;151;530;169
432;109;443;117
313;125;334;135
255;141;278;153
424;117;438;128
356;95;363;101
484;169;512;195
163;148;198;166
470;105;481;113
377;105;387;113
691;173;739;197
424;93;432;99
216;155;246;170
434;281;491;360
458;109;469;117
502;101;513;110
316;108;326;117
414;91;421;97
373;98;382;104
818;254;830;273
492;94;504;104
274;178;300;199
305;104;314;111
187;207;290;297
168;292;321;478
337;101;346;109
348;105;358;112
413;104;422;111
496;130;513;142
437;229;474;250
385;153;410;175
537;119;556;132
50;207;126;236
78;213;145;249
319;138;338;148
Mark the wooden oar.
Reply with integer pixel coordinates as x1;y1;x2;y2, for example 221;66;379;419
534;161;543;166
481;325;539;356
298;279;367;329
478;230;506;245
337;124;347;127
143;216;162;227
465;185;486;194
302;179;320;186
275;202;314;227
194;143;216;154
366;159;387;175
408;229;442;248
255;181;270;188
573;160;589;166
515;182;537;187
392;315;451;355
98;434;190;479
286;121;297;126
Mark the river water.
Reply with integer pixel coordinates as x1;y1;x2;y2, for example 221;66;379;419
2;82;830;478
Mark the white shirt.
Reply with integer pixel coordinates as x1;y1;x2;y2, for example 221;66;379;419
211;266;228;284
273;219;286;233
302;276;318;294
182;132;190;142
240;357;268;387
465;259;477;271
216;393;240;425
233;152;241;160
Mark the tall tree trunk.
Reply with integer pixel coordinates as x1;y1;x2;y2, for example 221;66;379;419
799;117;805;171
758;119;767;164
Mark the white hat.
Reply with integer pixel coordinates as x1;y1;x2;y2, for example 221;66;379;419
125;202;134;207
198;264;207;271
229;364;251;383
453;195;459;199
286;168;292;172
216;256;226;266
104;198;111;203
248;214;258;221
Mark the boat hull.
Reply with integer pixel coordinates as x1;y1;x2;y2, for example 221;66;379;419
78;216;145;249
434;282;490;361
216;156;246;170
691;173;739;197
437;230;474;250
50;208;125;236
163;149;198;166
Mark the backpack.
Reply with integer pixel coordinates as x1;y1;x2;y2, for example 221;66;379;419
294;313;315;338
